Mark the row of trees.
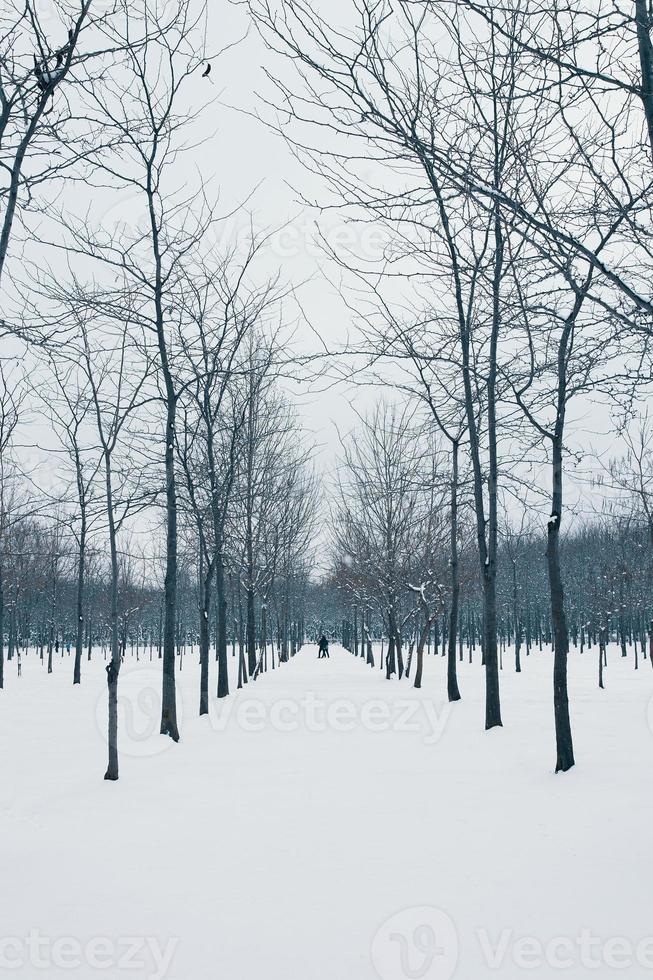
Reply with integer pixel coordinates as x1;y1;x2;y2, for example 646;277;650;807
0;502;314;676
329;402;653;688
0;1;319;779
247;0;653;771
3;0;653;781
0;307;319;778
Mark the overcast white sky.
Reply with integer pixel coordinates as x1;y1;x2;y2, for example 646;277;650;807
201;2;373;486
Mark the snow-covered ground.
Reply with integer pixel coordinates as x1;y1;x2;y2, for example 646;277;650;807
1;642;652;979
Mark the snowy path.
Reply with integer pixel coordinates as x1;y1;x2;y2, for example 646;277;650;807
2;642;653;978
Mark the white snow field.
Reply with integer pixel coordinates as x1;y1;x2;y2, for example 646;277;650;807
1;642;652;979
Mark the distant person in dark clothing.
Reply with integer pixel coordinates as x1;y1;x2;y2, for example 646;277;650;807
318;635;329;659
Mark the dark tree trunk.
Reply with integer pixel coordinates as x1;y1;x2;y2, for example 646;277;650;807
480;201;503;731
105;657;119;780
513;561;521;674
147;173;179;742
426;162;501;729
548;437;574;773
385;616;396;679
396;628;404;679
8;605;15;665
216;554;229;698
415;610;436;690
199;560;212;717
237;587;247;687
281;586;290;663
353;603;358;656
73;445;87;685
448;441;461;702
261;601;268;675
482;570;502;729
104;456;121;781
160;394;180;741
246;574;256;676
636;0;653;158
74;535;85;685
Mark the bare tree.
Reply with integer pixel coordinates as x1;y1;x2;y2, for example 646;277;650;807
54;0;222;741
333;403;438;681
79;316;150;781
176;239;283;709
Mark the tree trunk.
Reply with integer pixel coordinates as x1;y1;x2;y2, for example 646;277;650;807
385;615;396;679
74;525;85;685
448;441;461;701
480;200;503;730
353;603;358;656
8;603;15;665
216;553;229;698
513;561;521;674
415;610;436;690
396;627;404;679
261;601;268;675
482;569;501;728
547;436;574;773
636;0;653;158
104;456;121;781
246;574;256;676
427;162;501;728
147;172;179;742
160;394;180;741
199;560;212;717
